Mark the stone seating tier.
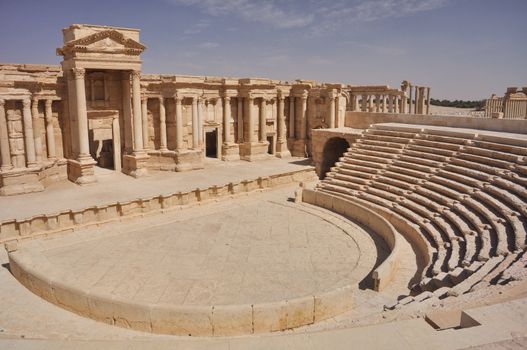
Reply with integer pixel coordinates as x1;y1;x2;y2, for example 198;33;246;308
314;123;527;302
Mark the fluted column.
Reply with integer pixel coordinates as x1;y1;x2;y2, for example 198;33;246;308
174;95;183;150
328;92;336;128
223;96;233;143
246;97;255;143
0;99;12;170
394;96;399;113
158;97;167;151
288;96;295;138
361;94;368;112
382;95;387;113
141;97;149;150
44;99;56;159
408;84;413;114
192;97;199;148
22;98;36;166
31;98;44;163
131;71;143;152
259;98;267;142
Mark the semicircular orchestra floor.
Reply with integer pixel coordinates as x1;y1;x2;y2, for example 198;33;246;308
9;190;382;336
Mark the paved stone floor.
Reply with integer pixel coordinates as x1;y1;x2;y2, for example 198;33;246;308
0;157;312;221
34;193;374;306
1;186;527;349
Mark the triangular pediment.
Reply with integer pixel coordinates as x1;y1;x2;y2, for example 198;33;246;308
59;29;145;56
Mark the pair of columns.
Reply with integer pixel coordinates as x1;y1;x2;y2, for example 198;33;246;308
0;97;57;171
327;92;341;129
157;95;205;151
287;94;308;140
71;68;144;163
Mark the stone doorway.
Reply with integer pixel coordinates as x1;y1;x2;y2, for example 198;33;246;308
320;137;350;179
267;135;275;155
88;112;122;172
205;129;218;158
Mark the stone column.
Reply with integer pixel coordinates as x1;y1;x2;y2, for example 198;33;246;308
0;99;12;170
276;92;290;158
22;98;36;166
174;95;183;150
361;94;368;112
401;92;407;113
141;97;149;150
44;99;56;159
426;87;431;115
299;93;308;140
418;87;426;114
246;97;255;143
197;98;204;147
387;95;394;113
158;97;168;151
192;97;199;148
121;72;133;154
382;95;387;112
288;96;295;138
414;86;420;114
67;68;96;184
408;84;413;114
31;98;44;163
131;71;143;152
328;92;336;128
259;98;267;142
236;97;243;143
223;96;233;143
394;95;399;113
335;95;343;128
375;95;381;113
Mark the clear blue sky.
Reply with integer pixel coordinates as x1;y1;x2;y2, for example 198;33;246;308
1;0;526;100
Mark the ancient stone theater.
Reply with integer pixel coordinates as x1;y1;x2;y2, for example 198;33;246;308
0;24;526;349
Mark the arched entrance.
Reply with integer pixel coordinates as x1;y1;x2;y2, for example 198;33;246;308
320;137;350;179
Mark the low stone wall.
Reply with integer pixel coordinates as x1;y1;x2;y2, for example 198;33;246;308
346;111;527;133
0;161;67;196
302;189;401;291
8;247;353;336
0;168;316;244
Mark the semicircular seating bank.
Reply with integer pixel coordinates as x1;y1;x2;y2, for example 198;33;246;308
308;123;527;308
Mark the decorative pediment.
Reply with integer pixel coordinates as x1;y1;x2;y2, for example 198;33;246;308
58;29;145;56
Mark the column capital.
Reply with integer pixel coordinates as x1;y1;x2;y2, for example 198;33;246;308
158;96;164;103
32;96;39;104
0;99;4;107
71;68;86;79
224;96;231;103
141;96;148;102
174;94;183;103
45;99;52;108
22;98;31;107
131;70;141;79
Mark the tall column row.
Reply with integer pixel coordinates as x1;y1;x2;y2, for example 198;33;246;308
0;97;60;171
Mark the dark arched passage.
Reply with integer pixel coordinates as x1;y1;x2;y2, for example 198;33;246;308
320;137;350;179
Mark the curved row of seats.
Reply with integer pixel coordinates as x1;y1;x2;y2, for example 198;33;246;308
316;123;527;300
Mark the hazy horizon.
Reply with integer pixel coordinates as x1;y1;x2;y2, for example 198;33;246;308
1;0;526;100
